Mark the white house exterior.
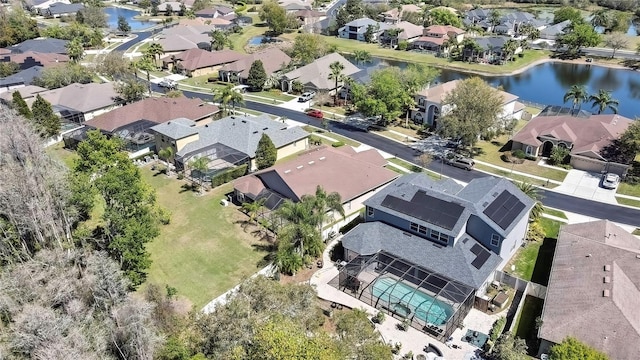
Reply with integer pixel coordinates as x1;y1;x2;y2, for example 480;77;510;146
338;18;391;42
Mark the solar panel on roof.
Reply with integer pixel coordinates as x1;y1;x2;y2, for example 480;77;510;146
471;248;491;269
380;191;464;230
470;243;482;255
483;191;526;230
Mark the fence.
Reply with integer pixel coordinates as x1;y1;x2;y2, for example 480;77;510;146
493;270;547;332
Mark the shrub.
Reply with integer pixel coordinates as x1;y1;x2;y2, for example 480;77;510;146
331;141;345;147
372;311;386;324
490;317;507;342
512;149;526;159
549;146;570;165
156;207;172;225
211;164;248;187
397;41;409;50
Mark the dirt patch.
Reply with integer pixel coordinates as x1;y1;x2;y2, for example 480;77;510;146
279;262;322;285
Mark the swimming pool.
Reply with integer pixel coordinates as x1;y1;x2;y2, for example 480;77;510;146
371;276;453;326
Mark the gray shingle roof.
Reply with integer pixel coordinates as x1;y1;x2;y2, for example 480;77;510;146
152;118;198;139
9;38;68;55
154;114;309;158
46;3;84;15
0;66;44;87
342;222;502;288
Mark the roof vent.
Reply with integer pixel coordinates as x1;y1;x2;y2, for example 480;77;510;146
636;254;640;259
296;165;303;170
230;116;236;119
308;161;314;165
603;289;610;297
603;276;610;283
319;156;326;160
284;170;291;174
402;232;412;237
205;124;208;127
604;264;611;271
241;120;247;123
482;202;488;207
253;131;258;134
586;254;592;258
492;192;499;197
263;127;268;130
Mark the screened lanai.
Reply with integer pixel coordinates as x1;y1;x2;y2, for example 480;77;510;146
329;251;475;340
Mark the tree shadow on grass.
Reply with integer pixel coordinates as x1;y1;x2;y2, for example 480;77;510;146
252;243;277;268
530;237;557;286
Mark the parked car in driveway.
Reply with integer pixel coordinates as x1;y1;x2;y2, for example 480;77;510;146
298;91;316;102
158;79;177;90
306;109;324;118
602;173;620;189
444;154;475;170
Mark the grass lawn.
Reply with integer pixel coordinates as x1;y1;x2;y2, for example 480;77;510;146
617;182;640;197
616;196;640;208
385;164;408;174
505;218;560;284
387;157;440;179
179;74;226;91
472;133;568;182
245;90;296;102
47;142;78;169
375;129;413;143
514;295;545;355
543;207;567;219
303;125;361;147
474;163;559;188
281;34;551;75
141;169;268;308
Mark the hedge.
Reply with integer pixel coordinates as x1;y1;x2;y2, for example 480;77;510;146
331;141;345;147
211;164;248;187
489;317;507;342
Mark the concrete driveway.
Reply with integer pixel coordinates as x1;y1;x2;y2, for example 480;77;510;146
278;97;309;112
552;170;618;204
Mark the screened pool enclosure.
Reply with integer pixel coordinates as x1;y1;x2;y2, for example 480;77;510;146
330;251;475;340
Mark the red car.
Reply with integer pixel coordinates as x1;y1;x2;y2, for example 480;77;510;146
306;109;324;118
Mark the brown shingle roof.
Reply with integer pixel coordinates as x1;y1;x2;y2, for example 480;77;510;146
26;82;119;113
220;48;291;78
424;25;465;35
85;97;219;133
417;79;518;105
2;51;69;68
539;220;640;360
175;48;245;71
511;114;632;156
234;146;398;203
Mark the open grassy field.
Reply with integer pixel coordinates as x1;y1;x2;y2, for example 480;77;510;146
141;169;268;308
280;34;551;75
229;15;267;53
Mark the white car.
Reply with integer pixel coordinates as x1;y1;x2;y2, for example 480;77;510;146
298;91;316;102
158;79;177;90
602;173;620;189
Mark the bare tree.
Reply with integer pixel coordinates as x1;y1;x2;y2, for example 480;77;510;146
604;32;628;58
0;105;76;263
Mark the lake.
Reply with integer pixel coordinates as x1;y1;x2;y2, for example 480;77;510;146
346;56;640;118
104;7;154;31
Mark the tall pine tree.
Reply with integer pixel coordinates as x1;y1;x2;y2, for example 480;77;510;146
11;91;32;119
255;133;277;170
31;94;60;138
247;60;267;91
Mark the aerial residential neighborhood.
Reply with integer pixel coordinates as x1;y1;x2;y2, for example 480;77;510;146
1;0;640;359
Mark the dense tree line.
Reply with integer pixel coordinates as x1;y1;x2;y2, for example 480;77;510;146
0;8;39;48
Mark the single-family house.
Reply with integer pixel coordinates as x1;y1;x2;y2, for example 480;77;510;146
295;9;326;31
178;17;234;30
379;21;424;46
0;52;70;70
80;97;219;154
0;85;46;103
42;2;84;17
156;26;213;54
539;20;571;40
8;38;68;55
157;1;187;14
537;220;640;360
195;5;235;19
281;52;360;93
511;111;633;175
23;0;69;11
463;36;522;63
0;66;45;93
339;18;391;42
151;114;309;173
412;79;524;127
218;48;291;84
166;48;245;77
24;82;121;123
335;173;534;340
411;25;465;54
493;12;547;36
379;4;422;24
233;145;399;213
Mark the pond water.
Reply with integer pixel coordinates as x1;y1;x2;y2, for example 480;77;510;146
248;36;283;46
104;7;154;31
346;55;640;118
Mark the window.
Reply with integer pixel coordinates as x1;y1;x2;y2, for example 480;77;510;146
429;229;447;242
418;225;427;234
491;234;500;247
410;222;418;232
367;207;374;217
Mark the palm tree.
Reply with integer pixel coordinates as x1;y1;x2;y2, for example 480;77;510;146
589;89;619;114
328;61;345;106
158;146;175;175
517;182;543;222
134;55;155;96
501;39;519;62
563;85;589;112
210;30;229;51
189;156;209;192
462;39;482;62
591;9;611;32
275;199;323;260
242;198;266;225
353;50;372;64
146;42;164;67
304;186;345;235
488;9;502;32
213;85;244;115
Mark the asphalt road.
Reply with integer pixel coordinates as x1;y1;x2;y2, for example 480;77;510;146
176;89;640;227
113;31;153;52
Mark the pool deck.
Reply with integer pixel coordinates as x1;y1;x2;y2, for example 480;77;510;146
311;237;506;359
